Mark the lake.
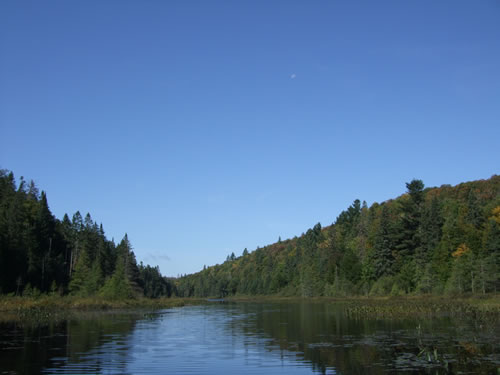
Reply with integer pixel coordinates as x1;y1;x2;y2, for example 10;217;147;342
1;300;499;374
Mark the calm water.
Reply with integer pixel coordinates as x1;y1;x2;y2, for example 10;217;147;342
1;301;499;374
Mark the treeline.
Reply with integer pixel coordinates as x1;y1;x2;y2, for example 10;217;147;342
0;170;176;298
176;176;500;298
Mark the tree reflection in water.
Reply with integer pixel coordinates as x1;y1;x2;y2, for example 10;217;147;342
222;301;500;374
1;302;499;374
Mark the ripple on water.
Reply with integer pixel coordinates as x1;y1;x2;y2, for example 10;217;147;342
2;303;500;374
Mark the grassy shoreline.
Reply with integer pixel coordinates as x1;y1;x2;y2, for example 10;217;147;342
0;295;194;311
0;295;203;324
225;294;500;323
226;293;500;305
1;294;499;324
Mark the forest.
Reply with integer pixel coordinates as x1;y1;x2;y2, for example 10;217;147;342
0;169;175;298
176;176;500;298
1;169;499;300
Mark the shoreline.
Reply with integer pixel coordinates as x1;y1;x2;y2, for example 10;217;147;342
1;294;499;324
0;295;201;325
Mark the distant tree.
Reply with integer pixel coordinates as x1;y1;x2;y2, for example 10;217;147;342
69;250;90;295
30;191;56;291
86;259;104;295
479;217;500;292
415;196;444;289
419;197;443;262
446;244;474;294
72;211;83;233
100;255;133;300
84;213;93;229
139;263;171;298
466;189;484;229
393;179;425;271
340;248;361;285
372;205;394;278
335;200;361;234
116;235;143;296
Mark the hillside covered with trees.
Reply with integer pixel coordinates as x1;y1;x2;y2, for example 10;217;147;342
176;176;500;298
0;169;175;298
2;169;499;300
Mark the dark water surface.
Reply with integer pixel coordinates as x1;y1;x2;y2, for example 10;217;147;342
1;301;499;374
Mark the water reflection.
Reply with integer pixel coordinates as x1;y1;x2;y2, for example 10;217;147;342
225;301;500;374
0;302;499;374
125;306;318;374
0;312;137;374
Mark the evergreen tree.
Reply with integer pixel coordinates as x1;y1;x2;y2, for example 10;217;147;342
70;211;83;275
372;205;394;278
0;170;176;297
2;168;499;299
340;248;361;285
35;192;56;291
99;255;133;300
419;197;443;261
61;214;73;276
335;200;361;235
86;259;104;295
415;196;443;290
116;234;143;296
393;179;424;277
480;217;500;292
466;188;484;229
69;250;90;296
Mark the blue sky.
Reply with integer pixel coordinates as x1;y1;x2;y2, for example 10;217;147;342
1;1;499;276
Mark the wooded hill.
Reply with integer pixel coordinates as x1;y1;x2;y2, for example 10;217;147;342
176;176;500;297
0;169;175;298
2;169;499;300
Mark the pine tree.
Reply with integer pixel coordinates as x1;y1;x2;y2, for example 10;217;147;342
69;250;90;295
415;196;443;290
397;179;424;257
466;188;484;229
86;259;104;295
372;205;394;278
35;192;55;291
116;234;143;296
70;211;83;275
392;180;424;284
419;197;443;260
99;255;133;300
480;218;500;292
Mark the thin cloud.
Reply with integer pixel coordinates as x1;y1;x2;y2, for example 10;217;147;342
290;73;297;79
144;253;171;262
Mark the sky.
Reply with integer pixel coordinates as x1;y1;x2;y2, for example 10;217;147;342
1;1;499;277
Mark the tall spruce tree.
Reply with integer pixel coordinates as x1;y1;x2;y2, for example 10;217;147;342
35;192;55;291
416;196;443;289
373;204;394;278
419;197;443;261
100;254;133;300
116;234;143;296
393;180;424;274
68;249;90;296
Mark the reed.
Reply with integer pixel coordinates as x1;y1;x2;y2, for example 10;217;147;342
0;295;200;325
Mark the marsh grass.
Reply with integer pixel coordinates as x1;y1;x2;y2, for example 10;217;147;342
2;294;499;326
338;295;500;325
227;294;500;322
0;295;199;326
